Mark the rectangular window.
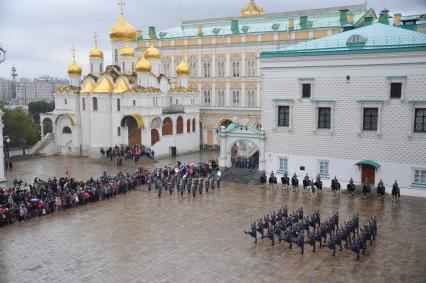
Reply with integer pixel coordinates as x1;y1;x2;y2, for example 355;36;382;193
390;83;402;99
217;89;225;107
190;61;197;77
278;106;290;127
247;89;256;108
203;89;211;106
232;89;240;107
414;108;426;133
217;61;225;78
414;169;426;185
247;59;256;77
363;108;378;131
318;107;331;129
279;158;288;172
232;60;240;77
302;84;311;98
203;61;211;78
319;161;329;176
82;98;85;111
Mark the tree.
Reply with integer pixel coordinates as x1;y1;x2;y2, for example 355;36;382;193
28;100;55;125
3;108;39;154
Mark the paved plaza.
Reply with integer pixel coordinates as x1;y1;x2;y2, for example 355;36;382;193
1;154;426;283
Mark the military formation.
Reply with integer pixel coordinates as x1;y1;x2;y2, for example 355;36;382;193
146;164;221;198
260;172;401;203
244;207;378;260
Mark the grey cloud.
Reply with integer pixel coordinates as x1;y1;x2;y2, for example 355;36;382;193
0;0;425;79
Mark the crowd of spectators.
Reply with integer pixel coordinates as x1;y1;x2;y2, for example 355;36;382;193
101;144;155;165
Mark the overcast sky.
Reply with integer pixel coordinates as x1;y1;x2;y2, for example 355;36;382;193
0;0;425;79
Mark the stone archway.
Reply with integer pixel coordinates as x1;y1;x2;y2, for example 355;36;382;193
218;121;266;171
41;117;53;136
121;115;144;146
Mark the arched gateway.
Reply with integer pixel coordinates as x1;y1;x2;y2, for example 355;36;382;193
218;121;266;171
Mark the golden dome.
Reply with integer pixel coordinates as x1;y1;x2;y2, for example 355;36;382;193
109;15;137;42
68;62;82;75
113;77;130;94
135;56;152;73
93;76;114;93
176;58;190;76
144;41;161;60
89;48;104;58
240;0;264;16
120;42;135;57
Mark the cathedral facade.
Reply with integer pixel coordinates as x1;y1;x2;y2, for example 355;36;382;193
40;7;200;158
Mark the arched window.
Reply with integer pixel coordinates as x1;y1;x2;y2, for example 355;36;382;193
192;118;196;132
176;116;183;134
187;119;191;133
151;129;160;146
162;117;173;136
62;126;72;134
117;98;121;111
93;97;98;111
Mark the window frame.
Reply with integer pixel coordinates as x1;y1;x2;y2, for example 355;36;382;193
246;89;256;108
277;105;290;127
390;82;402;99
414;108;426;133
386;76;406;100
318;160;330;178
232;89;240;107
362;107;379;131
413;168;426;187
277;157;288;174
357;101;383;136
273;99;294;132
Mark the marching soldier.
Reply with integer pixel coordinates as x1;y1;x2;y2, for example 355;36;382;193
244;222;258;244
347;178;356;196
296;230;305;254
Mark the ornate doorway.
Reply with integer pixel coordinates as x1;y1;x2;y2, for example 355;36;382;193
122;116;142;146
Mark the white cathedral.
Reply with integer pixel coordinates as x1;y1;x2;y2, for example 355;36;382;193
40;9;200;158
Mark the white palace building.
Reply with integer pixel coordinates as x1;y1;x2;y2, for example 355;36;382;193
38;7;200;158
259;20;426;196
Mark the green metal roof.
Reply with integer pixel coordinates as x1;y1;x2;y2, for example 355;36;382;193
355;160;381;169
138;6;371;40
261;22;426;58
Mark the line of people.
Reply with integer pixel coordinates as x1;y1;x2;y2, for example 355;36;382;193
146;163;221;198
244;208;378;260
260;171;401;202
0;170;144;227
101;144;155;165
231;155;257;169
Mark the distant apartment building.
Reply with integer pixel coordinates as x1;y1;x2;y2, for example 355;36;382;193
15;76;68;104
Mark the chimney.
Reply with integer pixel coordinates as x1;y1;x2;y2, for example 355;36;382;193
231;19;240;34
379;9;390;25
364;16;374;26
339;9;349;26
149;26;157;39
347;11;354;24
288;18;294;30
299;16;308;29
394;13;401;26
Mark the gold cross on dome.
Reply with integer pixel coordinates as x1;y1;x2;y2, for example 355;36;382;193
118;0;125;15
93;32;99;48
71;45;76;61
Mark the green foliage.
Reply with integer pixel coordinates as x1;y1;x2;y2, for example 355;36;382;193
3;108;39;149
28;100;55;124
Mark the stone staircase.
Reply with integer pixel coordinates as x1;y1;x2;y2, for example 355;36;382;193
220;167;262;186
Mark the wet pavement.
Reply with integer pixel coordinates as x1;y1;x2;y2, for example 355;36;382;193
1;153;426;283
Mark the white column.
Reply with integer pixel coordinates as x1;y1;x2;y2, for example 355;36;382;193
241;82;246;108
0;111;6;181
225;82;230;107
225;52;231;77
211;53;216;78
211;82;216;107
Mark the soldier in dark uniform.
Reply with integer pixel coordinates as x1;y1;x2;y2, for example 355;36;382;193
327;233;338;256
266;223;275;246
351;236;362;260
205;177;210;192
377;179;385;201
187;177;192;194
147;176;152;192
191;180;198;198
198;178;203;195
291;173;299;192
303;174;310;193
392;180;400;203
167;177;173;195
362;179;371;199
347;178;356;196
296;230;305;254
307;231;317;252
244;222;258;243
256;219;265;238
156;179;162;198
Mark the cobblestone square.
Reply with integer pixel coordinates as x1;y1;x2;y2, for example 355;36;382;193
0;155;425;283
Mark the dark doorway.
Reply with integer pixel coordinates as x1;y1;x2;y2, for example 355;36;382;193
124;116;141;146
361;165;375;185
